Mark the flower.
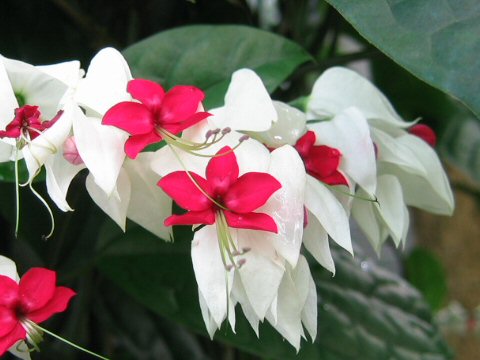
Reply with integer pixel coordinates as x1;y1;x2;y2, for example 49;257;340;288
103;78;210;159
294;130;348;186
159;146;281;233
306;67;454;250
153;124;307;345
0;255;75;357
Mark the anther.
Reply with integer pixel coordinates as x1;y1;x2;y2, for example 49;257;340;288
239;135;249;142
241;247;251;253
237;259;247;268
221;127;231;135
205;130;214;140
225;264;234;271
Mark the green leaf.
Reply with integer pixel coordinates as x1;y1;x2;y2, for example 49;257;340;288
324;0;480;118
97;228;452;359
0;160;45;183
123;25;312;108
405;248;448;312
371;56;480;183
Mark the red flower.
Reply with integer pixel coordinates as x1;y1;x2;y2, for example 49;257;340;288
158;146;281;233
102;79;210;159
409;124;437;147
0;105;62;141
0;268;76;355
294;131;348;186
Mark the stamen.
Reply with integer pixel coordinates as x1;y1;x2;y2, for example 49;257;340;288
14;146;20;238
26;321;110;360
28;181;55;239
237;258;246;268
221;127;231;135
324;183;379;204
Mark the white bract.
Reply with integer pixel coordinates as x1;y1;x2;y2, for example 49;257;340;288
307;67;454;250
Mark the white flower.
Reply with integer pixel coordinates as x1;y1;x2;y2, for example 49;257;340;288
307;67;454;250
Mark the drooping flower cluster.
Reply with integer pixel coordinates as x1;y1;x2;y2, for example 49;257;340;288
0;49;454;352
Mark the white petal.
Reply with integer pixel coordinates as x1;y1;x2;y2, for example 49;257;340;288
37;60;81;88
307;67;414;131
75;48;132;116
232;276;260;336
0;255;19;281
237;229;285;320
255;101;307;147
0;140;14;162
261;145;305;267
375;175;407;247
0;58;18;129
303;211;335;274
2;56;69;118
198;289;220;339
124;152;172;241
45;152;85;212
72;106;127;195
266;264;304;352
23;101;74;182
191;225;233;328
351;194;387;253
305;176;353;254
86;169;131;231
385;134;454;215
372;128;426;176
310;107;377;195
8;341;31;360
301;263;318;341
209;69;277;132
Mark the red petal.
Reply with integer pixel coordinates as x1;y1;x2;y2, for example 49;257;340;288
294;131;316;158
159;86;205;124
223;172;281;213
164;209;216;227
0;307;18;337
206;146;239;196
0;275;19;308
317;170;349;186
158;171;213;211
162;111;210;135
127;79;165;111
409;124;437;147
0;323;26;357
103;102;155;135
305;145;341;179
224;211;278;233
0;127;21;139
18;268;56;313
41;110;64;129
27;287;76;324
124;131;163;159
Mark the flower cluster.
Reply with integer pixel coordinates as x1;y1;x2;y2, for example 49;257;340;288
0;49;454;352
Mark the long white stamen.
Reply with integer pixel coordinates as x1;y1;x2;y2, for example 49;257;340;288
28;181;55;239
14;146;20;238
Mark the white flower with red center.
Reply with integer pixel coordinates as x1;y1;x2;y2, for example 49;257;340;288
307;66;454;250
154;128;307;346
44;48;173;241
0;255;75;358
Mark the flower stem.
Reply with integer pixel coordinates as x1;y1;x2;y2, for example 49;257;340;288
30;323;110;360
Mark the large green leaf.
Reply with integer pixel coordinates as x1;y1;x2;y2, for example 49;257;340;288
97;226;452;359
123;25;312;108
325;0;480;118
371;56;480;183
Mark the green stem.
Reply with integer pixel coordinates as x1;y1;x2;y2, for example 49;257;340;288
31;323;110;360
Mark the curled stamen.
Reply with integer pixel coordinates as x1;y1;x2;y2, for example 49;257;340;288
28;181;55;240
